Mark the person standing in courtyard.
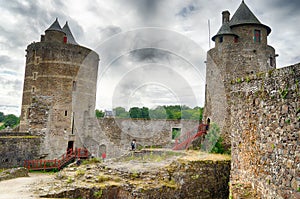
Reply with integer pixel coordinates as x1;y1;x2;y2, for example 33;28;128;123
131;139;136;151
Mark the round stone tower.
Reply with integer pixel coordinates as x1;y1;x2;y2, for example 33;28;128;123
204;1;277;148
19;19;99;158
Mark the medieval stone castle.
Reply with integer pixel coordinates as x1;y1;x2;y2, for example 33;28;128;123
0;1;298;198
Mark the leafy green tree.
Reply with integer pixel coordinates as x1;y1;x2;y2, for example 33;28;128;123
181;109;193;119
129;107;141;118
140;107;150;119
3;114;19;128
95;109;104;118
149;106;167;119
0;112;4;122
201;123;226;154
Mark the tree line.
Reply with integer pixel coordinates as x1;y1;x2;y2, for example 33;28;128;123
96;105;203;120
0;112;20;130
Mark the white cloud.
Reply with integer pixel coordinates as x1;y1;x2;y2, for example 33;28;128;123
0;0;299;115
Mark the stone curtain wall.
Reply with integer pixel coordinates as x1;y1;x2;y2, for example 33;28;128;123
0;133;41;168
230;63;300;198
98;118;200;150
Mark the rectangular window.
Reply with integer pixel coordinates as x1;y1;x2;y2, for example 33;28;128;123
33;72;38;80
270;57;274;67
254;29;261;43
72;81;76;91
65;110;68;116
31;86;35;93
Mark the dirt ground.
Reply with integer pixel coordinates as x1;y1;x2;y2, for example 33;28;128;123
0;173;54;199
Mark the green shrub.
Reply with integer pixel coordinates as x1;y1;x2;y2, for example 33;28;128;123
94;189;102;198
201;123;230;154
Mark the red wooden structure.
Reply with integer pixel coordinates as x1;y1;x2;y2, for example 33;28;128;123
24;148;89;171
172;123;209;150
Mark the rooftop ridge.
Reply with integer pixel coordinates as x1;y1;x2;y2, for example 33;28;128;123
229;1;271;34
45;18;64;33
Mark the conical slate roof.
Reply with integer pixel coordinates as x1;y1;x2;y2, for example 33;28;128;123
62;22;78;45
212;22;238;41
46;18;64;33
229;1;271;34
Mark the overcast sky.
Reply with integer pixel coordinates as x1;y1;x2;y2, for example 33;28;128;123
0;0;300;115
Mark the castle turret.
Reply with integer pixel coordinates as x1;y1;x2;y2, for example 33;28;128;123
204;1;276;148
43;18;66;43
20;19;99;159
62;22;78;45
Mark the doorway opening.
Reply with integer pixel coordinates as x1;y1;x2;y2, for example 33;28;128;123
67;141;74;153
172;128;181;140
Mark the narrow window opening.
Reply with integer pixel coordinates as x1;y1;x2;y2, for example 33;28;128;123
219;36;223;43
32;86;35;93
234;36;238;43
65;110;68;116
254;29;261;43
72;81;76;91
33;72;38;80
172;128;181;140
270;57;274;67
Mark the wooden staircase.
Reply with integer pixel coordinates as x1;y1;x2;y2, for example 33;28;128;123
172;123;209;150
24;148;89;171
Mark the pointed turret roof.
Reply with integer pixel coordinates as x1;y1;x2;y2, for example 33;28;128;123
212;22;238;41
229;1;271;34
62;22;78;45
46;18;64;33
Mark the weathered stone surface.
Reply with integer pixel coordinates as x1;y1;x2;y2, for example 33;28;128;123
0;133;41;168
230;64;300;198
37;150;231;199
0;167;29;181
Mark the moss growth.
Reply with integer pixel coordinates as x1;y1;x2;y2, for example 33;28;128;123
245;76;250;83
66;176;74;183
121;151;181;162
97;175;111;183
130;171;139;179
0;136;39;139
75;169;85;177
82;158;101;165
280;87;289;99
285;118;291;124
94;189;102;198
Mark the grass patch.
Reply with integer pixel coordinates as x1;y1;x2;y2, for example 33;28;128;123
82;158;102;165
75;169;85;177
29;169;58;173
97;175;111;183
121;151;182;162
94;189;102;198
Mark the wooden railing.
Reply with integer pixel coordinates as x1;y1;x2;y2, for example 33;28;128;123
24;148;89;171
172;124;209;150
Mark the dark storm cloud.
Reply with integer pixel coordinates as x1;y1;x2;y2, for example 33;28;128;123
176;4;198;17
126;0;160;19
130;48;171;62
270;0;300;14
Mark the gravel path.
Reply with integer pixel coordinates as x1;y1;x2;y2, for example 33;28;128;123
0;173;54;199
